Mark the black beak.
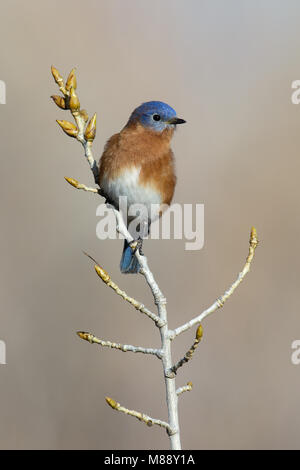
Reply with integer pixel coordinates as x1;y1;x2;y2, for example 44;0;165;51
167;117;186;125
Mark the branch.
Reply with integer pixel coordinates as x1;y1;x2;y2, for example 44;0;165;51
77;331;163;359
170;227;258;339
102;205;181;447
176;382;193;396
167;325;203;378
51;65;99;182
93;262;165;327
105;397;175;436
64;177;99;194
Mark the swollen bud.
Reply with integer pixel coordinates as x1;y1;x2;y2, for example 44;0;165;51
56;119;78;137
64;177;79;188
51;95;66;109
66;68;77;91
196;324;203;341
69;87;80;111
84;113;97;141
94;264;110;284
77;331;93;343
51;65;64;86
105;397;119;410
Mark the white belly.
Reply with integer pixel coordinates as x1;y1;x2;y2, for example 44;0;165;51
100;167;162;222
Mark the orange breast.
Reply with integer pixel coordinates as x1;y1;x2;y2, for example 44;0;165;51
99;122;177;206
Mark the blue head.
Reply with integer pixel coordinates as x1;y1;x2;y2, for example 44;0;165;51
127;101;186;132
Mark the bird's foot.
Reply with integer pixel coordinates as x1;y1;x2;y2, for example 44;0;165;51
130;238;144;256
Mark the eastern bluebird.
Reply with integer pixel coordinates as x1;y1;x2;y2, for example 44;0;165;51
98;101;186;274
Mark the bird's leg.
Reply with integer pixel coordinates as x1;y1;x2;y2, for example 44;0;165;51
129;219;149;256
130;237;144;256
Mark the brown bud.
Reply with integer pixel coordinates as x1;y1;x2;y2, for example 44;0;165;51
51;65;64;86
94;264;110;284
56;119;78;137
105;397;119;410
84;113;97;141
69;87;80;111
196;324;203;341
64;177;79;188
66;68;77;91
77;331;93;343
51;95;66;110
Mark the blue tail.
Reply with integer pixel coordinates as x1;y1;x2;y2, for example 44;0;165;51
120;240;140;274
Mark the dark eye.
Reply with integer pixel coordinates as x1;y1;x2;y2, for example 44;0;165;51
153;114;161;121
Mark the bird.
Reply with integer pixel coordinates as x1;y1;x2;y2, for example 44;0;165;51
98;101;186;274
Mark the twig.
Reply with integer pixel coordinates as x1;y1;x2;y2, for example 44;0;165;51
77;331;163;358
51;65;99;182
81;250;164;326
170;227;258;339
105;397;175;436
72;112;99;182
176;382;193;396
64;177;99;194
167;325;203;378
93;263;165;327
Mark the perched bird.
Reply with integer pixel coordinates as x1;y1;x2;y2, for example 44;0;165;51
98;101;186;273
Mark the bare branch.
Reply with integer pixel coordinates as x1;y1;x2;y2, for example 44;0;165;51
105;397;175;436
176;382;193;396
170;227;258;339
93;263;165;327
77;331;163;359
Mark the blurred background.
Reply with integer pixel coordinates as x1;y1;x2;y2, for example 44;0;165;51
1;0;300;450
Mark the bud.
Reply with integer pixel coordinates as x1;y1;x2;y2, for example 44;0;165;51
64;177;79;188
66;68;77;91
51;95;66;110
95;264;110;284
79;109;89;122
196;324;203;341
69;87;80;111
84;113;97;141
250;226;258;245
77;331;89;341
77;331;94;343
105;397;119;410
56;119;78;137
187;381;193;388
51;65;64;86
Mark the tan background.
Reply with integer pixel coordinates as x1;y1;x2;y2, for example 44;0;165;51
0;0;300;450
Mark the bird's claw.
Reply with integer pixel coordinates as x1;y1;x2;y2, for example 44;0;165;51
130;238;144;256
